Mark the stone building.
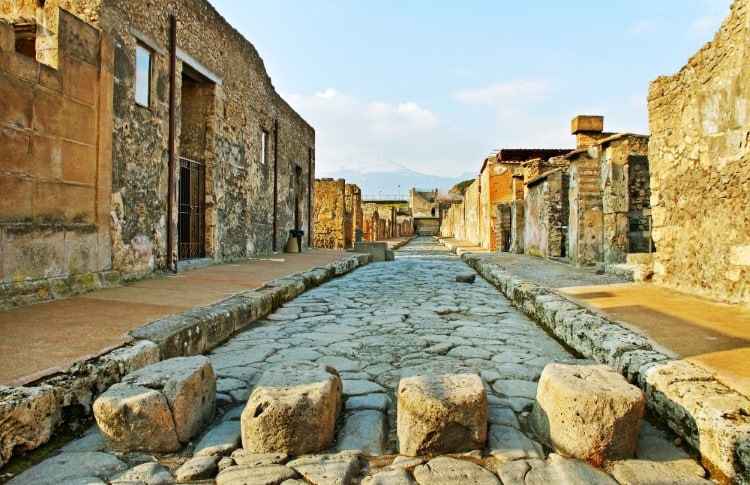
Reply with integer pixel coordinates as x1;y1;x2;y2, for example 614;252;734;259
312;178;362;250
410;189;441;235
1;0;314;306
564;116;650;266
648;0;750;304
440;149;568;251
521;158;569;259
361;200;412;242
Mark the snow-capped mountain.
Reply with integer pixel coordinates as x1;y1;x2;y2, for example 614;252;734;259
316;158;475;200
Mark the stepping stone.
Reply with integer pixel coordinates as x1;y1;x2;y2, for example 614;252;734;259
529;363;645;466
241;362;342;454
397;373;487;456
336;410;388;454
413;456;500;485
93;356;217;452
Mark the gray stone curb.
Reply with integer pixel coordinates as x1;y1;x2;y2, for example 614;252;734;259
0;253;369;469
462;252;750;484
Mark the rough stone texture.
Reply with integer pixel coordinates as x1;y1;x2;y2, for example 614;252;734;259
287;452;361;485
487;424;544;462
314;178;351;250
194;419;241;456
120;356;217;442
109;462;173;484
241;362;342;454
215;464;298;485
0;385;62;468
525;453;618;485
174;455;219;482
641;359;750;483
397;373;487;456
93;356;216;451
412;456;500;485
93;384;181;452
529;363;645;466
6;452;127;485
366;468;416;485
648;0;750;304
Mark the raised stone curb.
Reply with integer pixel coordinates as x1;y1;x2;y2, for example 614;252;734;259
0;254;368;468
462;252;750;483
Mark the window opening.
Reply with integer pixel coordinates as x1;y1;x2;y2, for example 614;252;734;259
14;23;37;59
135;43;152;107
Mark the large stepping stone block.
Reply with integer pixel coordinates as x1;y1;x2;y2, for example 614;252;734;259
241;363;342;455
93;356;216;452
397;373;487;456
529;363;645;466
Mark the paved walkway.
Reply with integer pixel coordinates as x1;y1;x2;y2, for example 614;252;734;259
439;238;750;399
6;237;712;485
0;247;386;387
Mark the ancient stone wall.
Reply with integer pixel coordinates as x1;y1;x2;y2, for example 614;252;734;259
344;184;362;247
647;0;748;303
91;0;312;272
313;178;345;249
568;152;602;266
524;171;565;258
0;9;114;307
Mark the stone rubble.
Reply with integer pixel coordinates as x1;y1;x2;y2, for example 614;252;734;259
5;238;716;484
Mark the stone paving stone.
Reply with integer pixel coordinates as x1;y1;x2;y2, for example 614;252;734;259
109;462;173;484
342;379;386;396
231;450;288;467
61;427;105;452
495;459;537;485
365;468;417;485
287;452;361;485
487;424;544;462
525;454;618;485
491;379;538;400
336;410;388;455
174;455;219;482
194;419;241;456
488;406;520;428
345;393;390;412
6;452;127;485
412;456;500;485
215;464;298;485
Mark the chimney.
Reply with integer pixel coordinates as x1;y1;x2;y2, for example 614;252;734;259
571;115;604;150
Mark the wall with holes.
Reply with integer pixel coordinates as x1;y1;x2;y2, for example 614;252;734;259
647;0;750;303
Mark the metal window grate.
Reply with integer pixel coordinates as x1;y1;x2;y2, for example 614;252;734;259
178;156;205;259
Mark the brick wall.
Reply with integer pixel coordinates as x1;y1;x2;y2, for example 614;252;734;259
647;0;748;303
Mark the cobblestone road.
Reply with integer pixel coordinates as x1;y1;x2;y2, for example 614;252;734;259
9;237;712;484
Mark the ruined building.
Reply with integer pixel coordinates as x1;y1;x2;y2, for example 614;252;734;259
648;0;750;304
410;188;441;235
1;0;314;307
313;178;362;250
441;116;650;267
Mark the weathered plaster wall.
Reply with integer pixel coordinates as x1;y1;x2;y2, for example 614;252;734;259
0;10;114;307
313;178;345;249
568;153;602;266
344;183;362;247
648;0;749;303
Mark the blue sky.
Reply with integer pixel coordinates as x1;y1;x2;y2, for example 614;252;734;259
209;0;731;179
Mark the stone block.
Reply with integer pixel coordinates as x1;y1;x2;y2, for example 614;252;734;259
529;363;645;466
0;385;62;468
241;362;342;455
121;356;217;443
93;356;216;452
93;384;181;452
353;242;389;262
0;74;34;128
397;373;487;456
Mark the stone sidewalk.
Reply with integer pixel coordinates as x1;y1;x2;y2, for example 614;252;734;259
438;237;750;482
